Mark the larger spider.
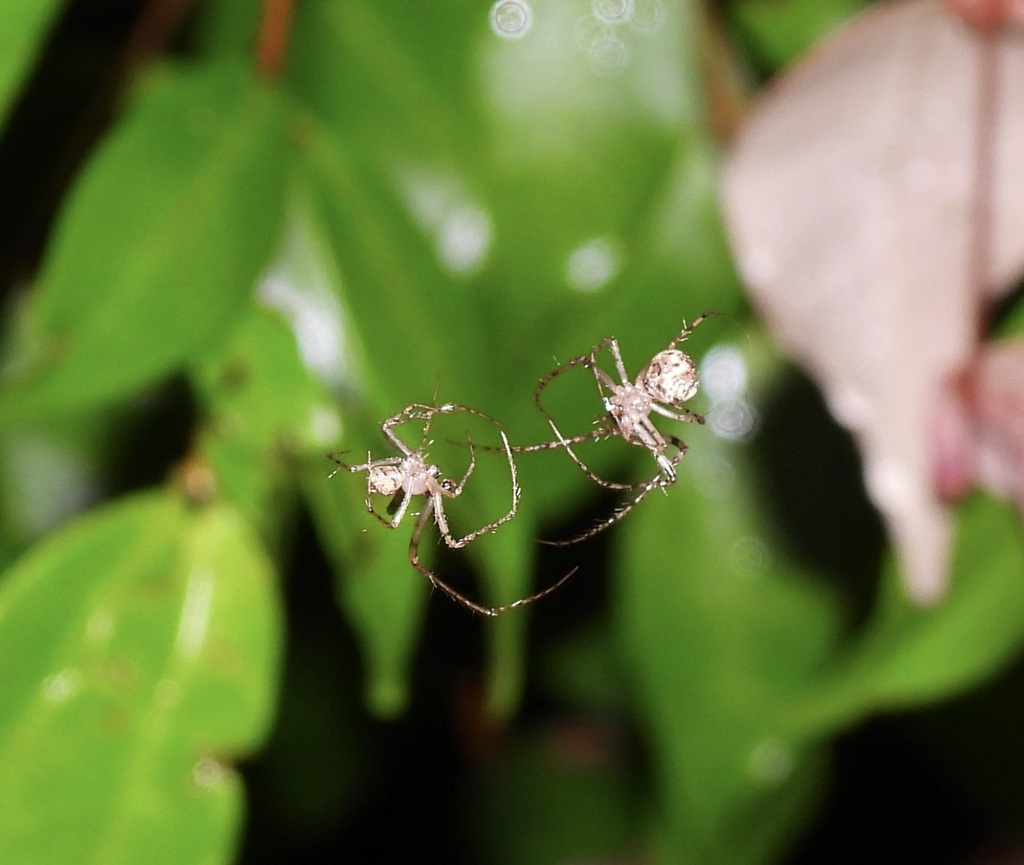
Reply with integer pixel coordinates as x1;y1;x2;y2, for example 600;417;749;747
518;313;715;544
329;402;573;616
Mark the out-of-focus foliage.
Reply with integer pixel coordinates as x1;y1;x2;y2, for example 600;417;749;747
0;1;1023;863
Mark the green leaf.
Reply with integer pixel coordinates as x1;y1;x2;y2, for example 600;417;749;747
296;119;474;406
0;62;287;420
616;432;839;861
303;455;428;717
191;302;341;546
463;731;637;865
0;491;282;865
791;494;1024;732
729;0;872;71
0;0;65;130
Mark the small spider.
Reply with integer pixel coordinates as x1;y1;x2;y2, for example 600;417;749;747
517;313;715;544
329;402;574;616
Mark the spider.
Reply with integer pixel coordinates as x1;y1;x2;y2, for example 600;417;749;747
329;402;574;616
516;312;715;545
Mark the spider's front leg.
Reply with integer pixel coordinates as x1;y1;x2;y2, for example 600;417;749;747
651;403;705;426
540;470;668;547
408;505;579;616
669;309;718;348
545;418;643;492
326;450;383;478
443;434;477;499
534;351;593;414
440;431;521;548
587;335;630;390
406;500;496;616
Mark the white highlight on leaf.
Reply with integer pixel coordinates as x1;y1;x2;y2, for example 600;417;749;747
749;738;795;785
42;668;82;704
702;345;759;441
438;206;493;274
175;568;214;660
193;757;228;789
258;209;352;392
565;237;620;292
592;0;633;25
628;0;664;32
400;169;493;276
4;433;101;537
86;608;114;644
587;31;629;76
730;535;772;577
490;0;533;39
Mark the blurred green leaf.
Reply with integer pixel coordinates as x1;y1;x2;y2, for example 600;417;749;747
191;302;340;547
0;0;65;130
792;494;1024;732
464;729;637;865
192;0;264;62
0;61;287;420
303;455;428;718
729;0;872;70
0;490;282;865
295;118;472;407
616;429;840;861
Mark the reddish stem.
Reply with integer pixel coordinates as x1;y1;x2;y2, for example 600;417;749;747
256;0;295;78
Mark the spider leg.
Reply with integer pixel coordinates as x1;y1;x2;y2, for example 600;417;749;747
631;420;678;484
410;493;579;616
506;427;610;454
533;352;637;489
547;418;644;492
453;427;612;455
444;434;477;498
385;489;407;517
326;451;349;479
407;500;498;615
650;403;706;425
534;351;594;413
591;336;629;388
440;431;520;547
326;452;403;478
669;310;719;348
539;470;669;547
409;523;579;616
381;408;421;454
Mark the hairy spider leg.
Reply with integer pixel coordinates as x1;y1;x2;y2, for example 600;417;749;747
533;349;642;491
540;442;686;547
543;418;642;491
668;310;717;349
408;504;580;616
381;404;431;453
588;335;630;388
405;428;577;616
533;350;592;413
650;401;705;425
433;431;520;548
629;417;678;483
503;426;610;454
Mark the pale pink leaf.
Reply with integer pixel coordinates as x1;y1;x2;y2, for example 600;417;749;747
720;0;1024;604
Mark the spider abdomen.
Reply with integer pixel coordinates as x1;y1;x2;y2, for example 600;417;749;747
641;349;699;405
